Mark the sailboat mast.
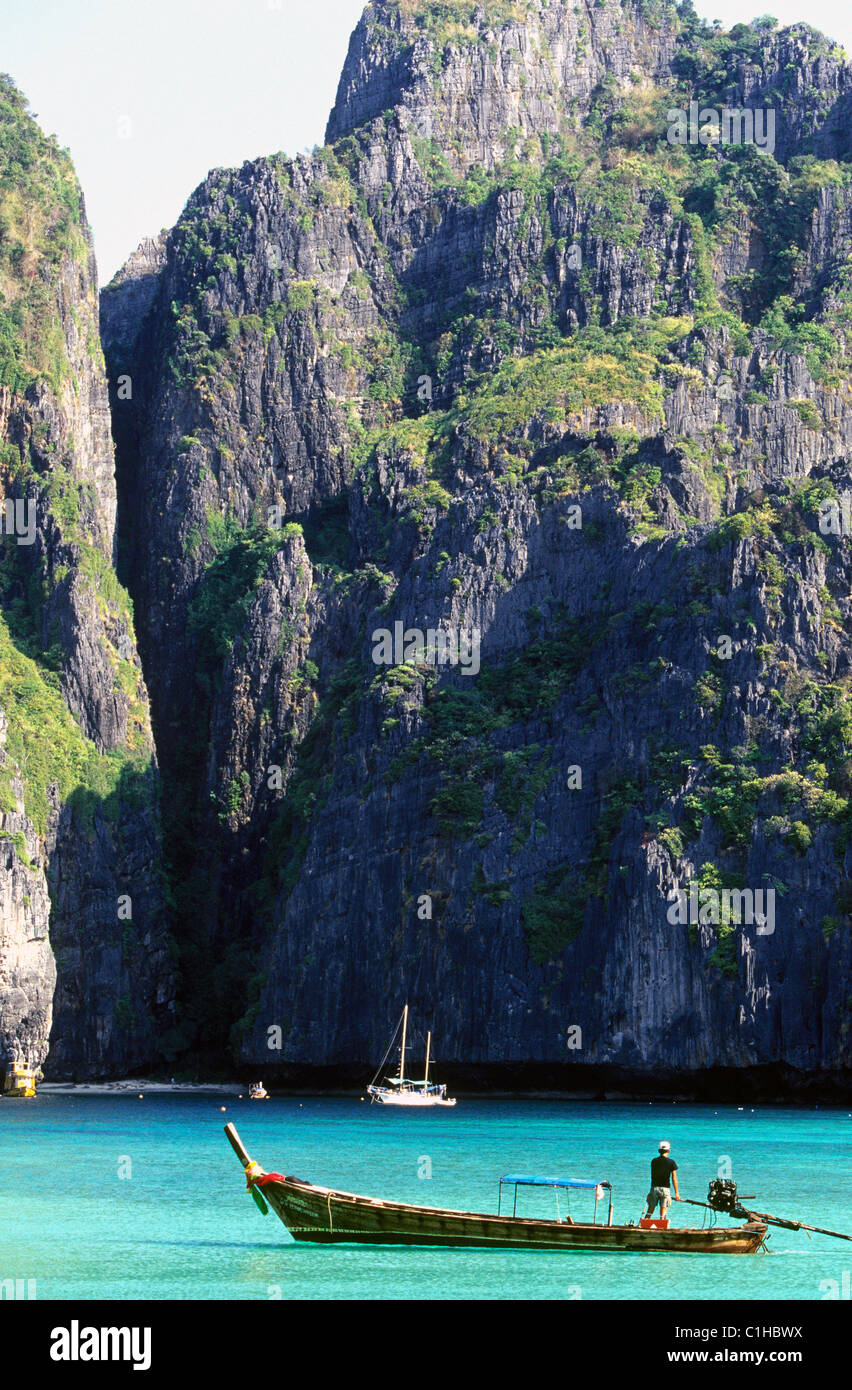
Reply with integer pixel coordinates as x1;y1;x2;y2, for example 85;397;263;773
399;1005;408;1083
424;1031;431;1086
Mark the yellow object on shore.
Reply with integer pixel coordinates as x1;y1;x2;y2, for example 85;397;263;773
2;1062;38;1098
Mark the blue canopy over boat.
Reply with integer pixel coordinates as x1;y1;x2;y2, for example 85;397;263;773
500;1174;610;1190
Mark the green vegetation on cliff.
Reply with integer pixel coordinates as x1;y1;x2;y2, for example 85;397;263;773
0;74;86;394
0;76;155;841
0;610;153;838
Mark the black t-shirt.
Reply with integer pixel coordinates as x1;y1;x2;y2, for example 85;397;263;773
651;1155;678;1187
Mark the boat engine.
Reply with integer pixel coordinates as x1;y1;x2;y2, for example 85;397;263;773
706;1179;750;1219
707;1179;738;1211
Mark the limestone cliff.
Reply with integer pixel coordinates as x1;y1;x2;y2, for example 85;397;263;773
5;1;852;1092
94;2;852;1095
0;75;174;1078
0;705;54;1071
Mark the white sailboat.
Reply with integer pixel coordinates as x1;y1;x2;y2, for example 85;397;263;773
367;1005;457;1107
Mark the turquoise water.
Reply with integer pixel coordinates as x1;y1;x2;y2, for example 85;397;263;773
2;1094;851;1300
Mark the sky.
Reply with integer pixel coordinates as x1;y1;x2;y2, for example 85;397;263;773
1;0;851;284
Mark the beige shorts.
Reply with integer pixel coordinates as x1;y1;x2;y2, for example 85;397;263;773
646;1186;672;1215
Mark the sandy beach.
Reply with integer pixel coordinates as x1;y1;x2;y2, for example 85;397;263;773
40;1081;244;1095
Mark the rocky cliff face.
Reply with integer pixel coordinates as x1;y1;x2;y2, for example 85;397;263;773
91;0;852;1092
327;0;680;160
0;76;174;1078
95;2;852;1093
0;706;54;1070
8;1;852;1092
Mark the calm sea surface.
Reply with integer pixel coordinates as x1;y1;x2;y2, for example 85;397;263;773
2;1094;850;1300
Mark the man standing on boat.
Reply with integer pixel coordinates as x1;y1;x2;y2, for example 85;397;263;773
644;1140;680;1220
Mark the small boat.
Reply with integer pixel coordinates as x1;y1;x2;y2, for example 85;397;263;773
223;1124;767;1253
248;1082;268;1100
2;1062;38;1098
366;1005;456;1107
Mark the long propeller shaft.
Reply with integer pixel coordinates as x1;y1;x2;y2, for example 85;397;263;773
678;1195;852;1243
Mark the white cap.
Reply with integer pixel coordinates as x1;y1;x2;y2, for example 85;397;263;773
659;1141;671;1151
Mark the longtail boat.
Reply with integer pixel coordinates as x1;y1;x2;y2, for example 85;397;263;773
223;1124;767;1253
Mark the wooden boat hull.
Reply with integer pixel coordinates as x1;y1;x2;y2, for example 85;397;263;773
256;1175;767;1253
